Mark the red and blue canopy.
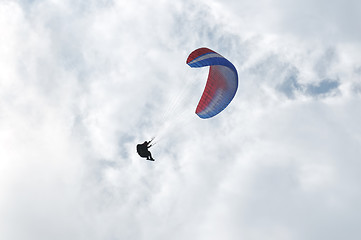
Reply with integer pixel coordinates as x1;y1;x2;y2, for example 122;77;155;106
187;47;238;119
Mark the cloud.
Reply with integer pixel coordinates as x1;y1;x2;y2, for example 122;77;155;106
1;0;361;239
208;0;361;43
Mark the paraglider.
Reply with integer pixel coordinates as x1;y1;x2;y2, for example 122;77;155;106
136;139;155;161
136;47;238;161
187;47;238;119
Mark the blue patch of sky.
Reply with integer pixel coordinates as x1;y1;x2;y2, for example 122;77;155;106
305;79;340;96
278;74;340;98
277;74;303;98
313;48;337;78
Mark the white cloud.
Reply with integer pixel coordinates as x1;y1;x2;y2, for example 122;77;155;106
1;0;361;239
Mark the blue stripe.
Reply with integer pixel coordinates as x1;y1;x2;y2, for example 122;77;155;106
188;57;237;77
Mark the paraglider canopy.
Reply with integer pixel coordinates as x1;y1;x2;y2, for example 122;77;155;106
187;47;238;119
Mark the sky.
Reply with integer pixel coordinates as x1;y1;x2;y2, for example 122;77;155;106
1;0;361;239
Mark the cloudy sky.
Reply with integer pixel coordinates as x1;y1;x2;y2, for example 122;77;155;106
1;0;361;239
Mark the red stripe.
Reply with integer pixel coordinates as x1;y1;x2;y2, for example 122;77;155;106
186;47;215;64
196;66;227;114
